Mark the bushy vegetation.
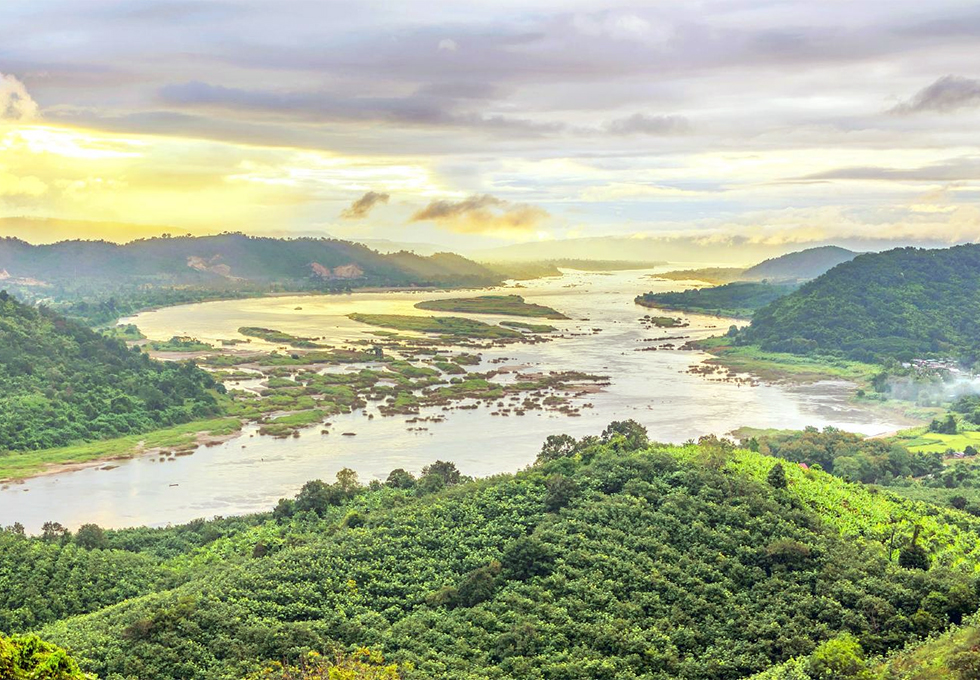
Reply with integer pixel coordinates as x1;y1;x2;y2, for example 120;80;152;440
742;245;980;363
0;632;91;679
4;424;979;679
637;282;797;318
0;292;223;453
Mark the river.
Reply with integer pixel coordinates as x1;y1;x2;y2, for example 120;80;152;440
0;268;906;531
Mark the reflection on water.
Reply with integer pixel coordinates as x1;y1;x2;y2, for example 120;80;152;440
0;269;906;531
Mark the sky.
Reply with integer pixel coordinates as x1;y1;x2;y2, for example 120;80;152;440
0;0;979;252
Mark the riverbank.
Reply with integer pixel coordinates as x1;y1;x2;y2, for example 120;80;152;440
0;418;242;484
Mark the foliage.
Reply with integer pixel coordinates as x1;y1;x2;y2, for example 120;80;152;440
0;632;91;680
636;281;798;318
10;431;980;679
741;245;980;363
247;649;401;680
0;291;223;453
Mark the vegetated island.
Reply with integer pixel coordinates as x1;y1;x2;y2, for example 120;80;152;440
636;281;798;319
348;313;527;340
238;326;322;348
9;421;980;679
414;294;568;319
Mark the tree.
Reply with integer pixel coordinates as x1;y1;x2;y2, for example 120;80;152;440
420;460;462;486
537;434;578;463
40;522;70;545
336;468;360;495
601;420;649;451
544;474;578;512
899;526;930;570
294;480;340;517
74;523;107;550
501;536;554;581
385;468;416;489
767;463;787;489
806;634;871;679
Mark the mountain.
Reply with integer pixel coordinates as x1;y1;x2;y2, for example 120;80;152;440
0;291;222;451
0;233;502;289
471;235;794;266
740;246;858;282
742;245;980;363
7;428;976;679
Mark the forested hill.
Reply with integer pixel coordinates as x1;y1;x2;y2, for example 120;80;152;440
742;244;980;362
6;424;980;679
741;245;858;282
0;291;222;452
0;233;502;288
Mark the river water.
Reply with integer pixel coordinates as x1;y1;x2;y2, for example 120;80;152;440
0;268;905;531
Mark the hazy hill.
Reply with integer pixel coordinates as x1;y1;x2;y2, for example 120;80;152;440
743;245;980;362
741;245;858;282
0;233;502;289
0;292;222;451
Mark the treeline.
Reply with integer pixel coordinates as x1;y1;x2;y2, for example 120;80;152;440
636;281;797;318
0;291;223;451
3;422;978;679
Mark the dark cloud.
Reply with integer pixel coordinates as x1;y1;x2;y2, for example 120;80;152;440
410;194;548;234
605;113;690;135
340;191;390;220
891;75;980;114
159;80;563;135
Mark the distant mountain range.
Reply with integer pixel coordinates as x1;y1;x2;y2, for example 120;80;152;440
740;246;858;282
0;233;502;289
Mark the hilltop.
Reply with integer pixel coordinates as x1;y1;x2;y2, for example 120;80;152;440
3;425;977;679
740;246;857;282
742;245;980;363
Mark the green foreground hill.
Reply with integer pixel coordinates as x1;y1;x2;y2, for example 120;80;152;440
5;426;980;679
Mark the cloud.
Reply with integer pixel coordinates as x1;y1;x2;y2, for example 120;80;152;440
796;157;980;182
605;113;690;135
891;75;980;114
340;190;390;219
0;73;38;120
438;38;458;52
410;194;548;235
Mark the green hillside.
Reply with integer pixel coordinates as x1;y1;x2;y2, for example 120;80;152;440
0;291;222;452
742;245;980;363
3;426;977;679
637;281;798;318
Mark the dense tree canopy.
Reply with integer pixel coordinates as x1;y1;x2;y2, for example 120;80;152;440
741;245;980;363
3;430;976;679
0;292;222;451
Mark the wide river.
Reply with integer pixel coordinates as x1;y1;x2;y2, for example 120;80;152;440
0;268;906;531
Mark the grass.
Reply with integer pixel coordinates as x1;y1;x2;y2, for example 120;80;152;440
0;418;243;482
414;294;568;319
875;614;980;679
348;313;523;340
696;336;879;383
644;315;687;328
258;410;326;437
895;428;980;454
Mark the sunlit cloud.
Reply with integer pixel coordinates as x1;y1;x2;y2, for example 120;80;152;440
410;194;549;236
341;191;390;219
0;73;37;121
